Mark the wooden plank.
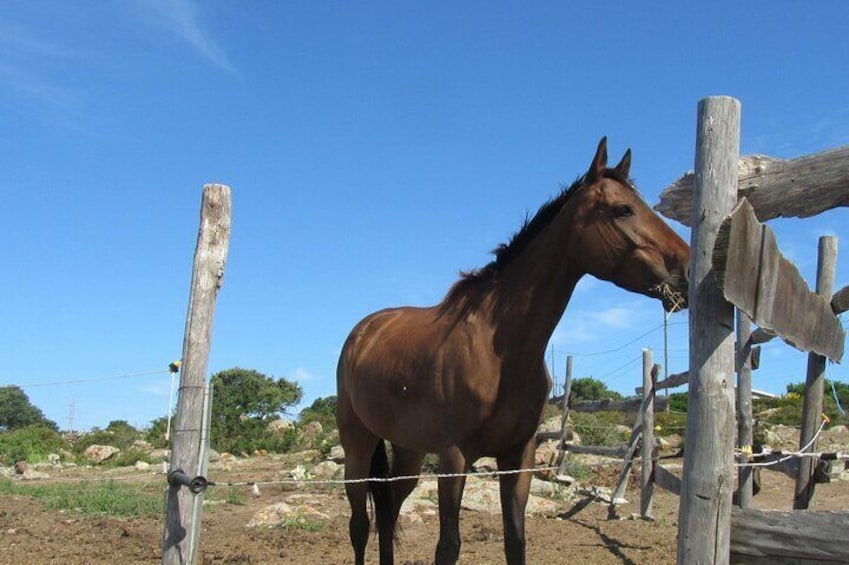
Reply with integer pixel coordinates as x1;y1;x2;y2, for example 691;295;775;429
637;369;689;394
570;396;668;413
736;310;754;509
713;199;845;362
730;509;849;563
654;464;682;495
162;184;232;565
677;95;738;565
656;145;849;227
832;284;849;315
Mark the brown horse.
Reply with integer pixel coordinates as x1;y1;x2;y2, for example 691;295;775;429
336;138;690;565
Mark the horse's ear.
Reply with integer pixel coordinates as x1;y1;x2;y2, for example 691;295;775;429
614;148;631;178
587;137;608;183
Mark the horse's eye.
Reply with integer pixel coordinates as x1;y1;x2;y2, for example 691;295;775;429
613;204;634;218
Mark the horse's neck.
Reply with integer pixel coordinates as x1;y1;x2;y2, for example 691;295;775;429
489;211;584;357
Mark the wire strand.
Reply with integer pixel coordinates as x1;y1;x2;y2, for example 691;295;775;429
1;368;171;389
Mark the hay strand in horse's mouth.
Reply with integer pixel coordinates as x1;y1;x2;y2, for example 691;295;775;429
653;283;687;312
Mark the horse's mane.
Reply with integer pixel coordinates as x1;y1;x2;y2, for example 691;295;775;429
441;168;633;309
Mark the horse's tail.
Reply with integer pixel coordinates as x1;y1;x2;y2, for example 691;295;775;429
368;440;397;544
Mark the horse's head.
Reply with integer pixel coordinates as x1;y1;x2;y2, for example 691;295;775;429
570;138;690;311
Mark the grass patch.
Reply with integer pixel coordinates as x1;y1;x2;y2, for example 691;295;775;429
275;513;325;532
0;479;161;518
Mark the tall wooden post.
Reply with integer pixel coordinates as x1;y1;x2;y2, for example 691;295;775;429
641;349;655;519
736;309;754;508
677;96;739;564
794;236;837;509
162;184;232;565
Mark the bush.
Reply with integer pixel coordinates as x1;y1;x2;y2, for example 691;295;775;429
571;411;633;447
0;425;66;465
570;377;623;402
71;420;142;456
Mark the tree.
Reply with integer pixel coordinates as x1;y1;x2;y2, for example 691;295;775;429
0;386;58;432
569;377;623;402
209;367;303;453
300;395;337;430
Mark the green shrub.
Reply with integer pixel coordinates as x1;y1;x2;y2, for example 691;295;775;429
71;420;142;456
571;411;633;447
570;377;623;402
0;425;66;465
667;392;688;413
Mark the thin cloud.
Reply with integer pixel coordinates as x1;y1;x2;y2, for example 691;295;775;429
142;0;237;74
0;21;81;112
292;367;315;383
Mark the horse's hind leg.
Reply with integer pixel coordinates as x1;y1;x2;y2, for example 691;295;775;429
435;446;469;565
387;444;426;523
338;400;381;565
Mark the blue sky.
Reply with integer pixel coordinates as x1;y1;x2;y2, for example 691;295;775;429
2;2;847;431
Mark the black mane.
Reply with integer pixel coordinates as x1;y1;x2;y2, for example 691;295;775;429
442;168;633;305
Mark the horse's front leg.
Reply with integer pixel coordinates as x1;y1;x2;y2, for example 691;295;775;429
496;438;536;565
435;446;468;565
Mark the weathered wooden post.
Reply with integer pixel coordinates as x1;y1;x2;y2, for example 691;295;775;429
735;309;754;508
640;349;655;519
677;96;739;564
162;184;232;565
556;355;574;476
794;236;838;509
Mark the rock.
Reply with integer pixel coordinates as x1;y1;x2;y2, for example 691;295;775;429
328;445;345;463
761;428;782;448
21;469;50;480
47;453;61;464
207;449;221;463
538;415;563;434
472;457;498;473
84;445;120;464
535;440;560;467
134;461;150;471
312;461;343;480
267;417;294;432
299;421;324;445
132;439;153;451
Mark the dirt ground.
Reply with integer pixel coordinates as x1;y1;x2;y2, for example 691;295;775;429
1;448;848;564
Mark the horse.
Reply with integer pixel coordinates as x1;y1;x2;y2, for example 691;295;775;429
336;138;690;565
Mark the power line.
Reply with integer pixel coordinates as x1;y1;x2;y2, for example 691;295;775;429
1;368;170;389
566;320;687;358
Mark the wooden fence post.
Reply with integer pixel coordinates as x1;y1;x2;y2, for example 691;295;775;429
794;236;838;509
556;355;574;476
162;184;232;565
677;96;739;565
736;309;754;508
641;349;655;519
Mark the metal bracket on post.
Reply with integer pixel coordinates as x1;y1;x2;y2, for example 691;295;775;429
167;468;210;495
